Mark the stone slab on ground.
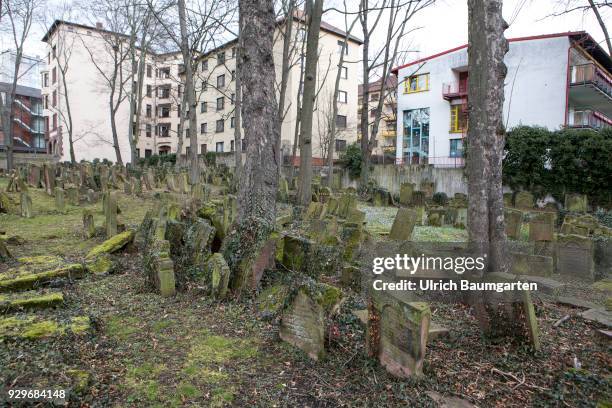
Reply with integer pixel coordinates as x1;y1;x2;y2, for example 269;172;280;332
579;308;612;329
555;296;599;310
0;264;86;292
522;275;565;296
428;322;450;340
0;291;64;312
0;315;91;339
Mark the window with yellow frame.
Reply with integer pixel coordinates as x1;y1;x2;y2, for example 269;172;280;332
450;104;467;133
404;73;429;93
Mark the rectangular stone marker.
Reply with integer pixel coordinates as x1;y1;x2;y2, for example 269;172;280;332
55;187;66;214
510;253;553;277
389;208;417;241
280;288;326;360
504;208;523;240
529;212;555;242
420;181;435;199
83;210;95;238
157;257;176;297
105;193;118;238
565;193;587;213
411;191;425;206
20;192;32;218
347;209;365;224
337;193;357;218
399;183;415;206
368;291;430;377
556;234;594;280
65;184;79;206
515;191;534;210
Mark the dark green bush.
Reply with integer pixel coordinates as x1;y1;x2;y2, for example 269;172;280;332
432;192;448;206
340;143;362;179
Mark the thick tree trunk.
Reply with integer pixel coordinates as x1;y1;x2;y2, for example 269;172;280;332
467;0;508;272
178;0;201;184
297;0;323;206
236;0;279;225
276;0;295;175
60;67;75;163
233;12;243;176
3;49;23;171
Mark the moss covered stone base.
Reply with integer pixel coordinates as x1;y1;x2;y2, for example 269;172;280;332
0;315;91;339
0;291;64;312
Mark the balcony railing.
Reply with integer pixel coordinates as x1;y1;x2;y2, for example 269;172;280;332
570;63;612;98
381;129;396;138
569;109;612;130
442;81;468;100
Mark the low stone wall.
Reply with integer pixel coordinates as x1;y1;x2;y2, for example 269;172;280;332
0;152;57;169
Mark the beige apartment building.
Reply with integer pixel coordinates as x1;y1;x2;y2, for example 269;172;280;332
357;76;398;160
40;18;361;164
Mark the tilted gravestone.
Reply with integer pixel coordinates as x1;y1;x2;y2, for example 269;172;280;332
83;210;95;238
389;208;417;241
204;253;231;300
504;208;523;240
556;234;594;280
367;290;431;378
515;191;534;210
55;187;66;214
104;192;118;238
337;192;357;219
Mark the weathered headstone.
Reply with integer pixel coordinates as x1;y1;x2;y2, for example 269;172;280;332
104;192;118;238
55;187;66;214
65;184;79;206
504;208;523;240
389;208;417;241
556;234;594;280
83;210;95;238
204;253;230;300
529;212;555;242
399;183;415;206
515;191;534;210
20;192;32;218
565;193;587;213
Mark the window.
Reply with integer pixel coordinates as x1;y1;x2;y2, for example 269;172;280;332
200;122;207;134
241;138;246;151
186;146;190;155
52;45;57;59
216;119;224;132
231;140;235;151
177;104;181;117
146;124;151;138
158;86;170;98
146;85;152;97
158;104;170;118
145;149;152;157
337;40;347;55
450;105;467;133
200;102;207;113
136;148;140;157
52;113;57;130
217;74;225;88
146;64;152;78
338;90;347;103
231;70;235;80
202;81;208;91
160;67;170;78
52;90;57;107
335;139;347;152
336;115;347;129
230;117;235;128
178;85;182;97
341;66;348;79
146;105;152;117
217;51;225;65
402;107;430;164
201;144;207;154
370;93;379;102
216;141;224;152
450;138;464;158
43;73;48;87
52;67;57;84
231;93;235;105
44;95;48;109
216;97;224;111
201;59;208;71
231;47;236;58
404;73;429;93
159;123;170;137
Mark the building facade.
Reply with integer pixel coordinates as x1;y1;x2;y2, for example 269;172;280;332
41;18;361;164
0;51;46;155
393;31;612;168
357;76;397;160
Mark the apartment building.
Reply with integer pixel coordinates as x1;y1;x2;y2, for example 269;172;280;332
40;17;361;164
393;31;612;168
357;76;397;160
0;51;46;155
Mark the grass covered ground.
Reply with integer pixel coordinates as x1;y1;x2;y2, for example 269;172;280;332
1;180;610;407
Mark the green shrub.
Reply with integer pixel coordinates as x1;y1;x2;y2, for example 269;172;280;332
432;192;448;206
340;143;362;179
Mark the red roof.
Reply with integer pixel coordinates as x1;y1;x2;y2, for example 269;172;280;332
391;31;591;74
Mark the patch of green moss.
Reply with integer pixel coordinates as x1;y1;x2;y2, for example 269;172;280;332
86;253;114;275
69;316;91;334
66;369;90;392
125;363;165;404
177;382;201;398
316;284;343;313
17;255;62;266
187;333;258;365
21;320;61;339
86;230;134;259
256;284;288;315
592;279;612;293
0;264;85;292
211;387;235;407
0;292;64;312
152;319;172;333
106;315;140;339
0;315;90;339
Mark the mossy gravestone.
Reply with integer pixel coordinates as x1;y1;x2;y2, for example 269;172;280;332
565;193;587;213
104;192;118;238
204;253;230;300
504;208;523;240
529;212;555;242
515;191;534;210
83;210;95;239
279;282;343;361
399;183;415;206
367;291;431;378
389;208;417;241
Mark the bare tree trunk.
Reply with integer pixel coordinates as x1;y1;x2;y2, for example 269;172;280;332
177;0;200;184
297;0;324;206
233;11;243;175
276;0;295;175
236;0;279;224
60;67;75;163
588;0;612;56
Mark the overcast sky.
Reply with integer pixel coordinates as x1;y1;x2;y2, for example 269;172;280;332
2;0;610;70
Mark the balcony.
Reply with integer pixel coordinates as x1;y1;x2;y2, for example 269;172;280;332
569;63;612;117
568;109;612;130
442;80;468;100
